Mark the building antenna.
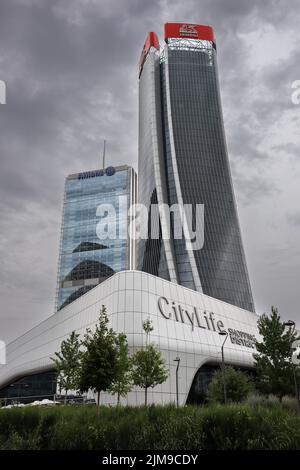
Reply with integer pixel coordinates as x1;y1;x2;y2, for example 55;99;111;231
102;139;106;169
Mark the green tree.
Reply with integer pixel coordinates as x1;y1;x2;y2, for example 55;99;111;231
51;331;82;404
208;366;253;403
143;318;153;346
108;333;132;405
253;306;298;400
131;319;169;406
78;305;118;415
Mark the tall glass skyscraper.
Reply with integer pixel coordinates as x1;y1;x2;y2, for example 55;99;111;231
56;165;137;311
137;23;254;312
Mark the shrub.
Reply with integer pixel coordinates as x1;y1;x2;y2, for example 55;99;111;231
245;392;279;409
1;403;300;450
208;367;253;403
282;395;298;414
245;392;298;414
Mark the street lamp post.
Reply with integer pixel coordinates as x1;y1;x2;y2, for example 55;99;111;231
283;320;300;414
174;357;180;408
219;331;228;405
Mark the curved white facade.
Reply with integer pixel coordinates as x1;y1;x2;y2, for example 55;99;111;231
0;271;260;406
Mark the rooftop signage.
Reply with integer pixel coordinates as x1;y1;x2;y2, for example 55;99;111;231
164;23;215;44
157;296;256;349
78;166;116;180
139;32;160;78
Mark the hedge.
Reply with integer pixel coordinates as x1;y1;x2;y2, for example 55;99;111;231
0;404;300;450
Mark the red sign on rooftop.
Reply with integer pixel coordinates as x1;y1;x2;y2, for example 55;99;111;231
164;23;215;44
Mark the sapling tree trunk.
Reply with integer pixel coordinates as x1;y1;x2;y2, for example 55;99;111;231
145;387;148;406
97;390;100;416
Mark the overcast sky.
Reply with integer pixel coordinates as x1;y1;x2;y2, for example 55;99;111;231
0;0;300;343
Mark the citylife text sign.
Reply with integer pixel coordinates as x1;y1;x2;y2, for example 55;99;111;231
157;296;256;349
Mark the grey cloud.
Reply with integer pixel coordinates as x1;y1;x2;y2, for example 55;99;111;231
232;170;279;205
286;212;300;226
271;142;300;160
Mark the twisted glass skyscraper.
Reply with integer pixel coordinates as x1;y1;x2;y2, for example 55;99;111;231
137;23;254;312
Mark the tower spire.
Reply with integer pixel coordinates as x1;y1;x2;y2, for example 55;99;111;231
102;139;106;169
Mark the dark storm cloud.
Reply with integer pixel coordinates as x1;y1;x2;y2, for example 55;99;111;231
0;0;162;203
0;0;300;342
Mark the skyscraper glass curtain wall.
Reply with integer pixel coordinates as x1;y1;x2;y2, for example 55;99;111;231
56;165;136;311
137;24;254;312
